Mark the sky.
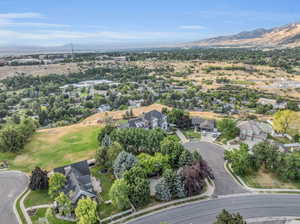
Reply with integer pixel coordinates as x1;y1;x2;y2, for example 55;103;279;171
0;0;300;47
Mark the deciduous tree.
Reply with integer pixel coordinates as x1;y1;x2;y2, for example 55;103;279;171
75;197;99;224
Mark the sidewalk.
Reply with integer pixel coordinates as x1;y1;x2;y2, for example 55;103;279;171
175;129;189;143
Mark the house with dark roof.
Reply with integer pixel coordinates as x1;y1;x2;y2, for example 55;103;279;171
53;160;97;204
122;110;168;130
191;117;216;132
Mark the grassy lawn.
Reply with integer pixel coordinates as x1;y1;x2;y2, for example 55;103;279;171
24;190;52;208
90;166;123;219
240;168;300;189
31;208;74;224
0;125;100;172
182;129;201;140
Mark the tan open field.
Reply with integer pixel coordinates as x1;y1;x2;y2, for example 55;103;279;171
134;60;300;99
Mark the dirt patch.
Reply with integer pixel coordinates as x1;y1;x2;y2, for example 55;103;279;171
14;154;38;165
255;169;297;189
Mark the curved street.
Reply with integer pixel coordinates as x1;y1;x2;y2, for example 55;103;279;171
129;194;300;224
183;140;248;195
0;171;28;224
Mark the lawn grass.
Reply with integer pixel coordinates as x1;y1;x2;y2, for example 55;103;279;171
30;208;74;224
24;190;52;208
90;166;123;219
182;129;201;139
0;125;100;172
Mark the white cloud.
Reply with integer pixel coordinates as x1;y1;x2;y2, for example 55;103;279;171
0;20;71;28
179;25;205;30
0;12;204;45
0;12;43;19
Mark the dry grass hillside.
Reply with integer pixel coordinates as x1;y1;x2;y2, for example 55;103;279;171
188;22;300;48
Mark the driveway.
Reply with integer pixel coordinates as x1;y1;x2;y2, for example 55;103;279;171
0;171;28;224
183;140;248;195
129;194;300;224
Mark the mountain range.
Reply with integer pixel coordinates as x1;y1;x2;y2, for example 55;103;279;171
185;22;300;48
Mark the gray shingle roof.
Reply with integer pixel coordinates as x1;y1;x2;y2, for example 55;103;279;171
53;160;96;204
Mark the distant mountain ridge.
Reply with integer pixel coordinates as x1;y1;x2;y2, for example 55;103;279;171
186;22;300;48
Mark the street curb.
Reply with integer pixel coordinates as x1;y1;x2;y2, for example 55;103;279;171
14;187;29;224
20;190;32;224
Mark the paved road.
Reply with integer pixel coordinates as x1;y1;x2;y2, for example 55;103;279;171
0;171;28;224
183;140;248;195
129;194;300;224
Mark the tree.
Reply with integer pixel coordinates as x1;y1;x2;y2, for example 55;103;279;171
75;197;99;224
287;101;299;111
96;141;122;169
178;150;194;167
29;167;49;190
224;144;256;176
55;192;72;216
110;128;166;154
160;136;184;168
155;178;172;201
109;179;131;210
181;160;212;196
252;142;280;171
0;118;37;153
48;173;66;198
0;125;26;152
123;166;150;208
277;152;300;181
167;108;191;129
155;169;186;200
98;125;115;145
217;119;239;141
214;209;246;224
273;110;299;134
137;152;170;176
113;151;138;178
128;177;150;207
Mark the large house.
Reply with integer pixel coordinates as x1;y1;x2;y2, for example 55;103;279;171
191;117;216;132
123;110;168;130
237;120;273;144
53;160;97;204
